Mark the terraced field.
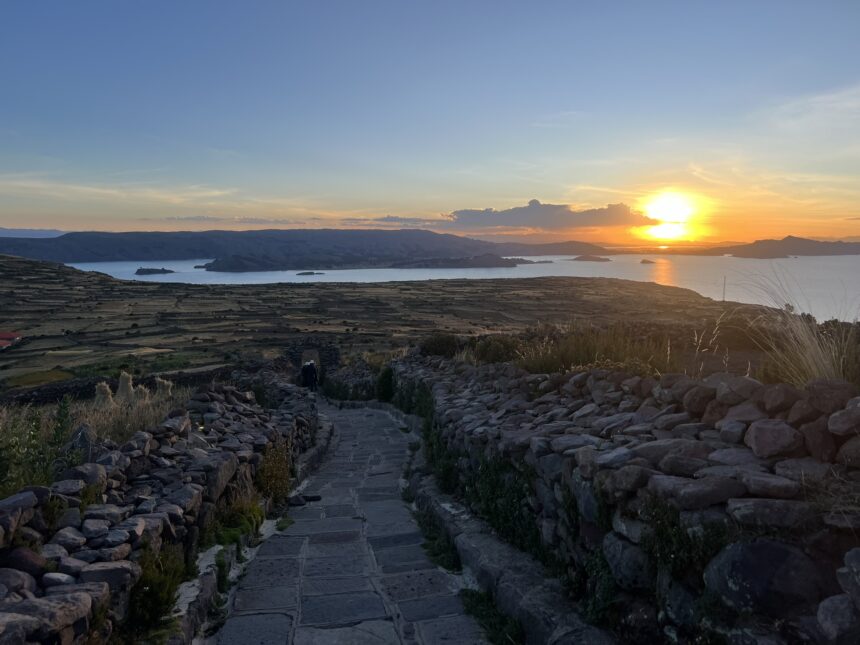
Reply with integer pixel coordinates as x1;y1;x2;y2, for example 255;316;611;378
0;254;757;389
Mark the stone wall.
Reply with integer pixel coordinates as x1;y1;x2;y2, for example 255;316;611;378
0;371;320;643
392;356;860;644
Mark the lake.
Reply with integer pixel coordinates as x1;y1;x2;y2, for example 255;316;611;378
69;254;860;322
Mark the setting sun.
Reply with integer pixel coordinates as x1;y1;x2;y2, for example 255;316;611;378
637;191;702;241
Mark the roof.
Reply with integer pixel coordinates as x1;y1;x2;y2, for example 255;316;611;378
0;332;20;340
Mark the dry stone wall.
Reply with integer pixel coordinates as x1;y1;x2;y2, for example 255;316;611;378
0;371;320;643
393;356;860;644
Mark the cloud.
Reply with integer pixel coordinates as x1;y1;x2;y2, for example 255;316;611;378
0;174;236;205
772;83;860;132
847;217;860;220
162;215;294;224
444;199;652;231
339;215;445;228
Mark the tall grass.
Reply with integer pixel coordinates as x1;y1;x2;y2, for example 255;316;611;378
515;322;682;376
751;311;859;387
0;382;191;497
748;279;860;387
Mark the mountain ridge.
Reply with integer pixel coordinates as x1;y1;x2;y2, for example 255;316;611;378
0;228;606;270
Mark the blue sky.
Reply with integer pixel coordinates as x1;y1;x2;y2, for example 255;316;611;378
1;1;859;242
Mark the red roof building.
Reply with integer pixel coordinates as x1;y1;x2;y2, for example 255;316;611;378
0;332;21;350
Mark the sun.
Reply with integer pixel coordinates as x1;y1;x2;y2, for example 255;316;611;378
637;191;700;241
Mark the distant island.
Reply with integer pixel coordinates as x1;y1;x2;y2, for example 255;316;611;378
701;235;860;259
569;255;611;262
0;229;607;273
640;259;656;264
296;271;325;275
135;267;175;275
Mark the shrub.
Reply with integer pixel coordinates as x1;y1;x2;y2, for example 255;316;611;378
516;322;678;376
413;508;461;571
640;495;731;581
124;544;188;635
215;549;230;593
419;333;460;358
376;366;395;402
461;589;524;644
463;457;543;560
475;334;521;364
256;435;292;507
0;397;77;496
581;550;619;625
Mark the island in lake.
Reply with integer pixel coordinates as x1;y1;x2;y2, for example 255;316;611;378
569;255;611;262
135;267;175;275
640;259;656;264
297;271;325;276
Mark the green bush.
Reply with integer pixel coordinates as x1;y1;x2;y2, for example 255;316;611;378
413;508;461;571
581;550;619;624
256;436;292;506
124;544;188;635
640;495;731;581
0;396;77;497
461;589;524;644
376;366;395;402
419;333;460;358
215;549;230;593
463;457;543;560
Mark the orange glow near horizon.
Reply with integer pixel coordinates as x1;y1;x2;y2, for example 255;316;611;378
635;191;704;242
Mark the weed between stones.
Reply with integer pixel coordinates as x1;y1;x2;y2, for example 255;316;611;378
641;496;732;581
412;508;461;571
460;589;525;645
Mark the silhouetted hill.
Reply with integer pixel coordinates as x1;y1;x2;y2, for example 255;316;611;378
0;229;605;270
703;235;860;259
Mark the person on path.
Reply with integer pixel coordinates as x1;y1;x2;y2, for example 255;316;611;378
301;360;318;391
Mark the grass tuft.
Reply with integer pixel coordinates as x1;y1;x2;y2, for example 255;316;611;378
460;589;524;644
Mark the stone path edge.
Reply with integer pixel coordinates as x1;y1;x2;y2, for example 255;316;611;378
409;470;616;645
182;411;335;641
334;399;616;645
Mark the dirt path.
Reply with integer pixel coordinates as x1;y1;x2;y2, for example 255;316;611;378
216;403;488;645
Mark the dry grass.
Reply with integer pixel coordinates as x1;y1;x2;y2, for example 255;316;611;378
72;384;192;442
744;280;860;386
515;321;682;376
0;378;192;496
744;276;860;387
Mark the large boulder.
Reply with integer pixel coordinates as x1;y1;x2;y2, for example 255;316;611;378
817;594;860;644
80;560;141;592
703;539;825;617
0;593;92;641
837;436;860;468
800;416;837;462
763;383;803;414
744;419;804;458
828;406;860;438
806;379;859;414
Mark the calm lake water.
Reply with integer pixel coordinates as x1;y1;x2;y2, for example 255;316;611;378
69;255;860;322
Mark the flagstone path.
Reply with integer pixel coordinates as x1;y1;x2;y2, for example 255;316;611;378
216;404;489;645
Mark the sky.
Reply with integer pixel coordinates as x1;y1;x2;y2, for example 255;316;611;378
1;1;859;244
